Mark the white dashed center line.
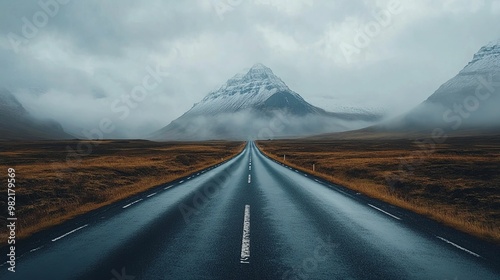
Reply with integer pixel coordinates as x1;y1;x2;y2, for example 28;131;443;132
240;205;251;264
29;246;44;252
248;174;251;184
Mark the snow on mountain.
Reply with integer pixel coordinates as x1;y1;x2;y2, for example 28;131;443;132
384;39;500;131
426;39;500;104
184;63;301;116
309;98;389;118
332;105;388;117
152;64;383;140
465;39;500;72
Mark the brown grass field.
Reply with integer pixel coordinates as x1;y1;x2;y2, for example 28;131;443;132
257;135;500;244
0;140;244;241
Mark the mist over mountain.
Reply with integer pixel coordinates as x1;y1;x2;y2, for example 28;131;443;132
0;89;72;140
380;39;500;133
152;64;383;140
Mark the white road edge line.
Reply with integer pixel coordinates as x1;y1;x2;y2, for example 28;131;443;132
51;224;89;242
240;205;251;264
335;189;353;198
436;236;481;257
147;192;157;198
368;204;401;220
179;180;184;183
123;199;143;209
29;246;44;252
164;185;173;190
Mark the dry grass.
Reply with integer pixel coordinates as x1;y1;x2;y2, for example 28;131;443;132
256;136;500;244
0;140;244;241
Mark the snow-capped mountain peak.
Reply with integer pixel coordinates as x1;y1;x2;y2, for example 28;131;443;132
426;39;500;104
153;63;384;140
462;39;500;73
217;63;290;92
243;63;284;83
187;63;296;115
387;38;500;132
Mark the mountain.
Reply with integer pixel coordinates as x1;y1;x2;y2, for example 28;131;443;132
152;64;382;140
0;89;72;140
380;39;500;134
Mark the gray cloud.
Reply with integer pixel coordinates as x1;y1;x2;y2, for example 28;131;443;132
1;0;499;138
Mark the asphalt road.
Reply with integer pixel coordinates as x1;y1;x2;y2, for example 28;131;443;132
2;142;499;279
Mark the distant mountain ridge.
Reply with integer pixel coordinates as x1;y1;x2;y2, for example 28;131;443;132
0;89;72;140
153;63;383;140
380;39;500;132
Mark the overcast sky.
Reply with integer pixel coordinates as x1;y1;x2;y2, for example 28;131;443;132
1;0;499;138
